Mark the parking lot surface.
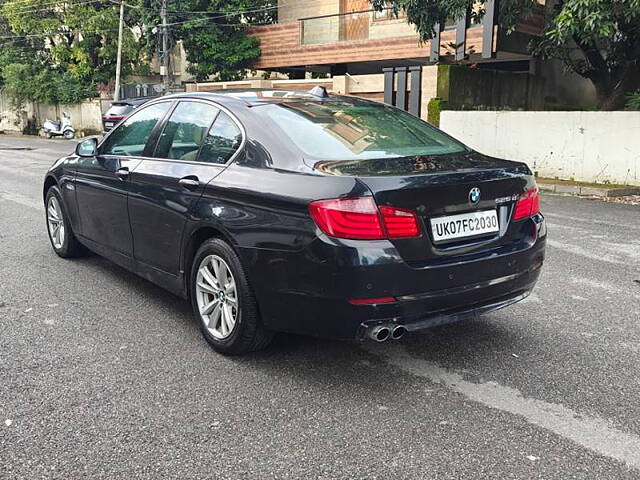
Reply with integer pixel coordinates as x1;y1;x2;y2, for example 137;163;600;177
1;136;639;479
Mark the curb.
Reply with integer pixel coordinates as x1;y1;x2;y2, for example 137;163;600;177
538;183;640;198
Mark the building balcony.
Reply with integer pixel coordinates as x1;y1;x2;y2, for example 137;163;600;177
248;6;544;71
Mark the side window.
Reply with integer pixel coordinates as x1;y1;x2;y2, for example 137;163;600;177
154;101;220;161
101;102;171;156
198;111;243;165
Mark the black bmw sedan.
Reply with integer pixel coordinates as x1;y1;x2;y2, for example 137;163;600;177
43;89;546;355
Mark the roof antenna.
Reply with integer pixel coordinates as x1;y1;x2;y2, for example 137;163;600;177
309;85;330;98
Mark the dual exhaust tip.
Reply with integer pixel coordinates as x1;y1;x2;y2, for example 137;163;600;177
367;324;407;342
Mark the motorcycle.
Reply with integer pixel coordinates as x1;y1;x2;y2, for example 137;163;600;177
43;112;75;139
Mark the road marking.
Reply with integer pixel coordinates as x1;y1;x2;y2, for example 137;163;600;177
570;276;640;300
367;343;640;470
602;241;640;262
0;191;41;210
544;212;640;231
546;239;630;265
571;277;619;294
545;222;583;232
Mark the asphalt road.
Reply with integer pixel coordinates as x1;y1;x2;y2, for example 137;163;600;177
1;135;639;479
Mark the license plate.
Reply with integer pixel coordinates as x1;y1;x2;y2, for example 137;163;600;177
430;210;499;243
105;122;114;127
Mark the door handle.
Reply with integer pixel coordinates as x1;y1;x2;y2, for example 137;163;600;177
179;176;201;191
116;167;129;180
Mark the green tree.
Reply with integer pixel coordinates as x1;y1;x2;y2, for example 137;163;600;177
0;6;32;87
0;0;153;103
0;0;275;102
371;0;640;110
3;0;152;82
2;63;94;108
626;91;640;110
168;0;276;82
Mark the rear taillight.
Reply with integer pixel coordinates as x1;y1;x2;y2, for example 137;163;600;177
309;197;420;240
513;187;540;220
379;206;420;238
103;116;124;121
309;197;384;240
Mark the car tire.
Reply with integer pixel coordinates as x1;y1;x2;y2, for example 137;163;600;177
45;186;85;258
190;238;273;355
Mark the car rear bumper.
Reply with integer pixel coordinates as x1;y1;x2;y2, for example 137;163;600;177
356;272;537;340
240;215;546;340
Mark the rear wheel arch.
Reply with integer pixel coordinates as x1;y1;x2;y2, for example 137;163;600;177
189;236;273;354
182;225;240;297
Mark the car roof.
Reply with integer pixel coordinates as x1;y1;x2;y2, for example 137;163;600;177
159;88;357;107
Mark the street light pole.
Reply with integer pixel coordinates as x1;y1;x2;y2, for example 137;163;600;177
160;0;170;93
113;0;125;102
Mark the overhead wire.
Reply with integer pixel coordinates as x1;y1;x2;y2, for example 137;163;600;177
0;1;276;44
0;0;109;15
0;0;118;44
0;0;344;46
105;0;280;16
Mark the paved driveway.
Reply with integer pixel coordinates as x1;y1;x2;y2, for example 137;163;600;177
1;136;639;479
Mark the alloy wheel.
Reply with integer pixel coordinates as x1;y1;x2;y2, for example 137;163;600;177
47;196;65;249
195;254;238;339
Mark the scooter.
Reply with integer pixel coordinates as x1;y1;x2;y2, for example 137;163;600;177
43;112;75;139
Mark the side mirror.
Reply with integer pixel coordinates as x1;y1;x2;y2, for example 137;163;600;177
75;137;98;157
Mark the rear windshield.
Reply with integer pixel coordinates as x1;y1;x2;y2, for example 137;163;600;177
259;99;467;160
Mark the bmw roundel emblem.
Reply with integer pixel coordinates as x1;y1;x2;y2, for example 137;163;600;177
469;187;481;205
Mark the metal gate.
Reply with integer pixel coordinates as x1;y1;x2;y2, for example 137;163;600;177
382;66;423;117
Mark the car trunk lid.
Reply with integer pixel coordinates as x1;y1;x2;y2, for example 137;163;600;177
311;152;536;264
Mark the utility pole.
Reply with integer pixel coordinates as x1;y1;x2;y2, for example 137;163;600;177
113;0;125;101
160;0;170;93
